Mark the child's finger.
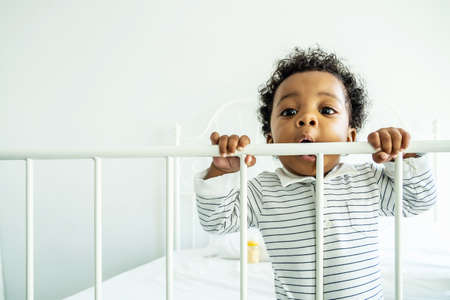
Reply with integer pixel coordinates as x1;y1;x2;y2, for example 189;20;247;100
367;131;381;150
210;132;220;145
390;128;402;158
245;155;256;166
237;135;251;150
218;135;229;157
398;128;411;151
372;151;390;164
379;129;392;154
228;135;239;154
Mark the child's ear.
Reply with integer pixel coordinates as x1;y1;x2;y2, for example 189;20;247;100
266;134;273;144
347;128;357;142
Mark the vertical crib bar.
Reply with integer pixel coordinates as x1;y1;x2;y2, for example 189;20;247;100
192;193;197;248
174;156;180;251
432;120;438;222
175;124;181;250
26;159;34;300
94;157;103;300
315;154;324;300
239;155;248;300
166;157;174;300
395;154;403;300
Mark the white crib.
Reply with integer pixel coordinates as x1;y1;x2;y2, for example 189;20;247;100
2;144;450;300
1;100;450;300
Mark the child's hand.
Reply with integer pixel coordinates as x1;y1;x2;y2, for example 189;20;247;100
368;127;416;163
205;132;256;179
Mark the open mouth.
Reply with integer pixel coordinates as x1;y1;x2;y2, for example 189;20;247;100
298;137;316;161
299;137;314;143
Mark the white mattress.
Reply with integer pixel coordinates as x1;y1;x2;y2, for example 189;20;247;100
65;247;450;300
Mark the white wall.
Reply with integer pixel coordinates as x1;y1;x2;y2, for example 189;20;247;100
1;0;449;299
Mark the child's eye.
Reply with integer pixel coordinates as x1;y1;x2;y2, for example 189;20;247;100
280;108;297;117
321;107;336;115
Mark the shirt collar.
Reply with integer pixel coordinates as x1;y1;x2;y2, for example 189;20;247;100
275;162;359;187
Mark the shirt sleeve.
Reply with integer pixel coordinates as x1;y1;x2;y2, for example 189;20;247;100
370;154;437;217
194;169;264;234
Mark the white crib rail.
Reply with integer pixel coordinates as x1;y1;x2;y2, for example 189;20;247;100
239;155;248;300
94;158;102;300
26;159;34;300
2;140;450;300
1;140;449;160
166;157;174;300
395;156;403;299
316;153;324;300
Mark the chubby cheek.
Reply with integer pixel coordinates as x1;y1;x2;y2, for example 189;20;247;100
330;129;349;142
269;120;290;142
326;121;351;142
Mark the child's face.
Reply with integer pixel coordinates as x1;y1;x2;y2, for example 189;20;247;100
267;71;356;176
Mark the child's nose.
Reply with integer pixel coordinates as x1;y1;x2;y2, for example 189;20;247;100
297;113;318;127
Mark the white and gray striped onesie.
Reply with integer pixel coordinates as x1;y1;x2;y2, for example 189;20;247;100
195;155;436;299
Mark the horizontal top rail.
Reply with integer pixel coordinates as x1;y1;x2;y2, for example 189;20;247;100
0;140;449;160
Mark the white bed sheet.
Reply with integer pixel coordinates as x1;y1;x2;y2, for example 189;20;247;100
65;248;275;300
65;247;450;300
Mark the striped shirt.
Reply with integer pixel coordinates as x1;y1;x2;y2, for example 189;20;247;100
195;155;436;300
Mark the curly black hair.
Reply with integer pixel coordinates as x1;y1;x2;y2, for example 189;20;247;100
258;46;369;138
